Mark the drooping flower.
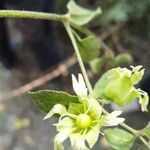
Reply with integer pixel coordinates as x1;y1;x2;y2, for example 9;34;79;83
94;66;149;111
44;74;125;150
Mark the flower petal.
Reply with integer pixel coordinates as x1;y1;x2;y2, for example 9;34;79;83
72;73;87;97
56;117;75;132
70;133;89;150
72;74;80;96
88;98;102;119
107;110;122;119
130;65;144;85
78;73;88;96
105;110;125;126
138;89;149;112
86;124;100;148
54;131;69;150
44;104;67;120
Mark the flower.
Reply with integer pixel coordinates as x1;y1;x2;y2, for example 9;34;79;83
44;74;125;150
94;66;149;111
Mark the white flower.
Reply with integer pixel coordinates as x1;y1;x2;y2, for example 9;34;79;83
105;110;125;126
72;73;88;97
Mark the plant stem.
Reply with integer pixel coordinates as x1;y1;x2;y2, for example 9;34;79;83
64;24;93;94
139;136;150;149
0;10;67;22
71;24;150;150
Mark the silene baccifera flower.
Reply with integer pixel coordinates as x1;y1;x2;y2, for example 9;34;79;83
44;73;125;150
94;65;149;112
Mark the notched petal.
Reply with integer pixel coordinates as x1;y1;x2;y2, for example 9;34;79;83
72;73;87;97
104;110;125;126
86;124;100;148
138;89;149;112
54;131;70;150
44;104;67;120
70;133;89;150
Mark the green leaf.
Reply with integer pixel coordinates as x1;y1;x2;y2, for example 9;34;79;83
90;57;105;74
74;33;100;63
142;122;150;139
104;128;135;150
67;0;102;25
28;90;79;113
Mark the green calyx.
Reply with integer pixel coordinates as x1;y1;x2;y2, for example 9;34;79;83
76;114;91;128
94;66;149;111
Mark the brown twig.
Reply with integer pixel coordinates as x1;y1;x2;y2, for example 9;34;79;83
0;56;76;102
111;34;126;53
100;23;125;40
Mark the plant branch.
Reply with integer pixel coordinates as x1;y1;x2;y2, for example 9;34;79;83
0;10;67;22
70;24;150;150
64;24;93;94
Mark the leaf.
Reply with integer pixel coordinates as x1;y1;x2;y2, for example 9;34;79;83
141;122;150;139
28;90;79;113
67;0;102;25
73;32;100;62
89;57;105;74
104;128;135;150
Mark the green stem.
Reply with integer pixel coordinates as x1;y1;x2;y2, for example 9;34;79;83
139;136;150;149
64;23;93;94
0;10;67;22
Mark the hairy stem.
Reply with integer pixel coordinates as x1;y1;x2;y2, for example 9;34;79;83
0;10;67;22
64;23;93;94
